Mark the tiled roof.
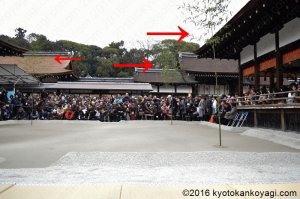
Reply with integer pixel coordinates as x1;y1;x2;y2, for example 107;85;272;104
0;64;39;84
27;81;153;91
134;69;197;84
180;52;238;74
0;39;28;56
0;55;73;75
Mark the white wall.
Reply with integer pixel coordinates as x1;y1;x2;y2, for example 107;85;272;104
151;85;192;94
197;84;229;95
257;33;275;57
151;85;175;93
177;85;192;94
150;85;157;93
241;45;254;64
239;18;300;64
280;18;300;47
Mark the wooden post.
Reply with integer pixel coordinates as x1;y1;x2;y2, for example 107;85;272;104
192;84;198;97
191;84;195;97
275;31;283;91
238;56;243;96
31;89;33;126
254;110;258;128
269;69;275;91
281;109;286;131
254;43;260;92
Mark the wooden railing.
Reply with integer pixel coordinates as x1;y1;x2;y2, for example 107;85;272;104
233;90;300;132
234;90;300;106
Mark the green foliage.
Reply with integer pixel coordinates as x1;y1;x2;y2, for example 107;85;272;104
27;33;53;51
0;35;19;45
179;0;232;77
102;47;119;58
117;71;130;77
121;48;145;64
156;49;177;69
152;39;199;68
1;28;199;78
74;62;88;77
0;27;30;48
12;27;30;49
151;39;199;85
161;39;199;53
96;57;117;77
205;25;231;51
15;28;27;39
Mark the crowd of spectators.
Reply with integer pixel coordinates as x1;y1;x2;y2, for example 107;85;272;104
0;83;299;124
0;89;237;125
239;83;300;105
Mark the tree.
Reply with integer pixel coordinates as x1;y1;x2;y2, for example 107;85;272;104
15;27;27;39
157;47;180;125
74;62;88;77
121;48;144;64
0;35;19;45
1;28;198;79
12;27;30;48
27;33;54;51
108;40;126;56
179;0;232;147
136;39;156;60
149;39;200;124
99;41;133;77
96;57;118;77
161;52;179;125
152;39;199;68
160;39;199;54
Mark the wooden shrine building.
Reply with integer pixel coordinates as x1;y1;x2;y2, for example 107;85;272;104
179;52;239;96
195;0;300;94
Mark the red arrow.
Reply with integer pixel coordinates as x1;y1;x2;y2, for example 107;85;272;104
147;26;189;42
113;58;153;72
54;54;81;64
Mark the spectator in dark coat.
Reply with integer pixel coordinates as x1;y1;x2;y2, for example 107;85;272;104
224;103;237;125
203;96;212;121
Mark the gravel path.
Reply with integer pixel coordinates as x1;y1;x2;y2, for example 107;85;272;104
0;121;299;184
0;152;299;184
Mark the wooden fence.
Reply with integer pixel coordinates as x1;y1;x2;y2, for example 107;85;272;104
235;90;300;132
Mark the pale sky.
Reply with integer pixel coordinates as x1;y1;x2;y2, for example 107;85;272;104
1;0;249;49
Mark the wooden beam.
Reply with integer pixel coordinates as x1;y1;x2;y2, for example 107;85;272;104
254;43;260;91
275;31;283;91
238;56;243;96
269;69;275;91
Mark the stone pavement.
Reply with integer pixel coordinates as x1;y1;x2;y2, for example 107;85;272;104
0;184;299;199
